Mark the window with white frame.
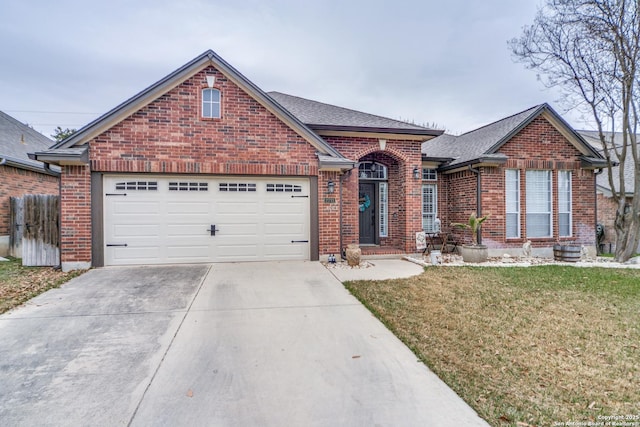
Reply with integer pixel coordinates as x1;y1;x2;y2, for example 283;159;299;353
379;182;388;237
358;162;387;179
422;184;437;232
202;88;221;118
558;170;572;237
526;170;552;238
422;168;437;181
505;169;520;238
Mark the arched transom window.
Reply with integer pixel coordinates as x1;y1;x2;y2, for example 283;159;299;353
358;161;387;180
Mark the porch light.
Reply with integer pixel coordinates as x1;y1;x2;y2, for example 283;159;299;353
327;180;335;194
413;167;421;179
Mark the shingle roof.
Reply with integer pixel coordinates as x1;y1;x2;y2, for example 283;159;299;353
0;111;57;172
52;50;344;160
422;105;541;167
268;91;440;135
579;130;638;195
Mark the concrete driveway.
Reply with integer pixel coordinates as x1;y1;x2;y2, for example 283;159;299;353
0;261;487;426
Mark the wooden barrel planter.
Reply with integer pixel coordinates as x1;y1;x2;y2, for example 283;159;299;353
553;244;581;262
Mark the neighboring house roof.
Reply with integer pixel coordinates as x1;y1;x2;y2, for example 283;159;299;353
579;130;638;196
267;92;442;137
423;103;605;171
0;111;59;175
35;50;352;169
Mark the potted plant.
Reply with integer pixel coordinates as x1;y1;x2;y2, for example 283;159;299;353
452;213;490;263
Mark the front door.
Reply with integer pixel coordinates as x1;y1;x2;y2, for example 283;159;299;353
359;182;377;244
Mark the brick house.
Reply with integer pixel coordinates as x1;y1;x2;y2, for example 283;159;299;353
423;106;606;257
0;111;59;256
579;131;638;254
32;50;605;270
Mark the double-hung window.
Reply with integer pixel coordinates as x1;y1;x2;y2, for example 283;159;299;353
558;171;572;237
505;169;520;238
526;170;552;238
422;184;437;232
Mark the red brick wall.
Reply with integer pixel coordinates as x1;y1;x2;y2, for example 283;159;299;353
318;170;341;255
479;116;596;249
60;165;91;263
325;136;423;253
89;66;318;176
61;65;329;265
445;169;479;244
0;165;58;235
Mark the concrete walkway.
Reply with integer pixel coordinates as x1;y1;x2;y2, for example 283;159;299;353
0;261;487;426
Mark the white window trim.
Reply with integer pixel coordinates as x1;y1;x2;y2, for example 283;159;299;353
505;169;520;238
558;170;572;237
526;170;553;238
422;168;437;181
422;184;438;233
202;88;221;119
358;162;387;180
379;182;388;237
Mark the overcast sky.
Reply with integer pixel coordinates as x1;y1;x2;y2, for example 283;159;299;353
0;0;590;141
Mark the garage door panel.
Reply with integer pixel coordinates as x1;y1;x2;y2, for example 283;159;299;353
216;201;259;214
112;201;161;215
264;223;305;235
263;244;306;258
166;245;212;259
264;204;305;215
166;224;210;237
112;224;160;238
216;226;259;238
104;176;309;265
111;246;160;262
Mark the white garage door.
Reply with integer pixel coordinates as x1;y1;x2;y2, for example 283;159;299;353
103;175;310;266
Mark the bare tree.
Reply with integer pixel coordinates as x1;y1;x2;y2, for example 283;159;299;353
510;0;640;262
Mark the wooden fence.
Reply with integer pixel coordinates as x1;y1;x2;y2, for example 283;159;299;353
9;195;60;266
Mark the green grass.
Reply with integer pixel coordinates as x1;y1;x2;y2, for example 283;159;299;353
0;257;84;314
344;266;640;426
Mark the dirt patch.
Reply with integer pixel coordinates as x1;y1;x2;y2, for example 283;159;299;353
0;258;84;314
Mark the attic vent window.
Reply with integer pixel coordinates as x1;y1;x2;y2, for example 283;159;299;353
202;88;221;118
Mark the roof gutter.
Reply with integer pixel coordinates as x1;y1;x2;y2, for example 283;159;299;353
29;147;89;166
1;156;60;176
439;155;508;173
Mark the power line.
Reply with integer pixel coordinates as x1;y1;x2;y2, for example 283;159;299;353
3;110;99;115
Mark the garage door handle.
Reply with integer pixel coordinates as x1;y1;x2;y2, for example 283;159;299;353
291;240;309;243
207;225;218;236
106;244;128;247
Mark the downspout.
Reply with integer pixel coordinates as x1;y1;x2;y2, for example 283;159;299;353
469;165;481;244
594;168;604;252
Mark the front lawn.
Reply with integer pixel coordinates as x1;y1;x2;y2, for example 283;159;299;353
0;257;84;314
344;266;640;427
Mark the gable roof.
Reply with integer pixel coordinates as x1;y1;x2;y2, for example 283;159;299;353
0;111;59;175
268;92;442;138
422;103;605;171
41;50;347;164
579;130;637;196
